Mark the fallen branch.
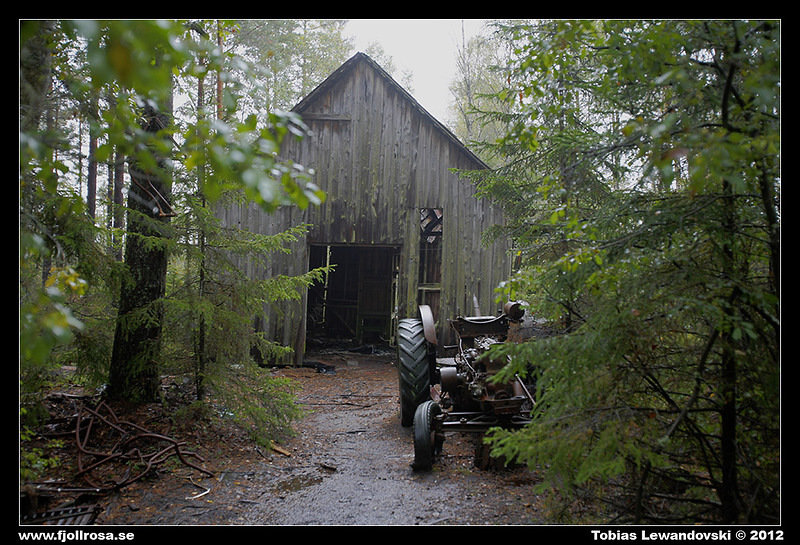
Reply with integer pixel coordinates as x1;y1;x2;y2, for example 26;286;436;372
270;443;292;457
185;477;211;500
72;401;213;492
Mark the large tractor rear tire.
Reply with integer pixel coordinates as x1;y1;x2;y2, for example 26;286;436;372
397;318;431;427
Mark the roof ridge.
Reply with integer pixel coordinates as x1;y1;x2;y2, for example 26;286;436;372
291;51;489;170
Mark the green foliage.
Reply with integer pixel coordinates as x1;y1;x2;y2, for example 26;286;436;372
64;20;186;101
19;234;87;424
184;110;325;212
20;20;330;449
209;363;303;448
168;208;327;368
480;20;779;523
20;416;64;481
20;239;85;367
232;19;353;113
161;207;323;449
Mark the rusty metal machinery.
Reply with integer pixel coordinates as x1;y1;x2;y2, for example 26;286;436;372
398;302;541;470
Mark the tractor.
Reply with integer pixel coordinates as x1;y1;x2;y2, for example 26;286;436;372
397;301;540;470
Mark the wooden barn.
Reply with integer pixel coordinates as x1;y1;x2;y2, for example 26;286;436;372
217;52;511;364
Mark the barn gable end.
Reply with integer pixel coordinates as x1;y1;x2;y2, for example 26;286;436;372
218;52;510;364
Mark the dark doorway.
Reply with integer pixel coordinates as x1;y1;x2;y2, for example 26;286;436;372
307;245;399;344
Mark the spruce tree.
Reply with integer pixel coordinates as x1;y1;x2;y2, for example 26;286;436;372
478;20;779;524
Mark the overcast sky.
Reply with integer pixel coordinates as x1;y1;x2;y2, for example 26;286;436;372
344;19;489;127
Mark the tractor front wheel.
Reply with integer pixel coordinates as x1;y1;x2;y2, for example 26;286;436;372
412;400;442;470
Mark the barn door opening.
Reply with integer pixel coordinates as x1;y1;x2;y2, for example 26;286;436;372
307;244;399;346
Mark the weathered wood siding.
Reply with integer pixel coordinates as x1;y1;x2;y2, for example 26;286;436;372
217;53;510;362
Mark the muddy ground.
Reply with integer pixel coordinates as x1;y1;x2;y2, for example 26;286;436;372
24;348;552;527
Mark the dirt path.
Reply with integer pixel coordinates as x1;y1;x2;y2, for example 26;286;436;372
95;350;547;526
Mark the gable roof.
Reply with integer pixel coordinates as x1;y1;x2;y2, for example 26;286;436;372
291;52;489;170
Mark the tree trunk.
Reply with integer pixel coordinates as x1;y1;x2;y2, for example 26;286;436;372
717;177;741;523
20;21;53;135
716;37;743;521
195;53;208;401
20;20;54;285
86;90;99;220
113;146;126;261
108;103;172;403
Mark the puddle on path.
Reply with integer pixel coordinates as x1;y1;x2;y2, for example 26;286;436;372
273;473;325;496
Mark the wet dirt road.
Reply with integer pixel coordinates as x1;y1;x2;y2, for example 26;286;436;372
100;350;546;526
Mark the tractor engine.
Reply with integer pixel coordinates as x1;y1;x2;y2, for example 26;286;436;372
436;302;534;418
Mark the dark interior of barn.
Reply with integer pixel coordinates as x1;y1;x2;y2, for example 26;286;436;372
306;244;399;346
306;208;443;349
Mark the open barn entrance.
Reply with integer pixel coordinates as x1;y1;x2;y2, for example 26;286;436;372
307;245;400;346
